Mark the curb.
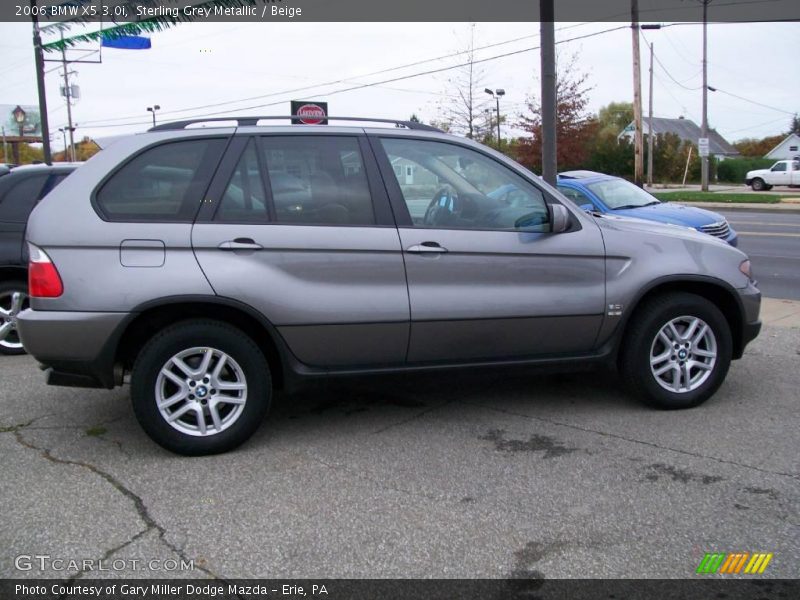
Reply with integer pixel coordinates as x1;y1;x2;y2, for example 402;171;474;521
674;202;800;214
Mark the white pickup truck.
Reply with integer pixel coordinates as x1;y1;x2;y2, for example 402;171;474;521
745;159;800;190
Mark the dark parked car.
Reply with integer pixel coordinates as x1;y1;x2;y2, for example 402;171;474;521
0;163;78;354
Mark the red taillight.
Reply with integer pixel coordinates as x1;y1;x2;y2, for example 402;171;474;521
28;244;63;298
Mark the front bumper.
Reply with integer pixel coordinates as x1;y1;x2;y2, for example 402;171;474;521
735;282;761;359
17;309;128;389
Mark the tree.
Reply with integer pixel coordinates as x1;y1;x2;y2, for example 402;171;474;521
435;24;491;139
733;134;785;157
789;113;800;135
597;101;634;136
513;55;596;172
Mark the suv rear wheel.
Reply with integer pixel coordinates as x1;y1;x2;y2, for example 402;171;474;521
0;281;29;355
131;320;271;455
620;292;732;409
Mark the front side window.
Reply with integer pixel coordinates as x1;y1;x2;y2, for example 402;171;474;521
260;136;374;226
586;178;660;210
771;162;787;172
381;138;548;231
96;139;224;221
557;185;594;208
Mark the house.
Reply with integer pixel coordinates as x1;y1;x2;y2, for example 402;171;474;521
390;156;439;186
618;117;740;158
764;133;800;160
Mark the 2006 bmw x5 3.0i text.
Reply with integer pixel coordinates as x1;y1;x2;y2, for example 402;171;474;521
17;117;761;455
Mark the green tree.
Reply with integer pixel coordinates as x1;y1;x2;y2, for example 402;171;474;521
788;113;800;135
596;101;634;136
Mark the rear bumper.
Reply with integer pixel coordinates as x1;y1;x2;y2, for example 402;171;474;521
17;309;128;389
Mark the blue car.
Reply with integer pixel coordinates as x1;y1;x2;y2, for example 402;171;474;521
554;171;738;246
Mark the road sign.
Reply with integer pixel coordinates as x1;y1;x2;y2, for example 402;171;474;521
698;137;710;157
291;101;328;125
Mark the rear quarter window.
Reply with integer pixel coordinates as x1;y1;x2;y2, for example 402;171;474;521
95;139;225;222
0;173;49;223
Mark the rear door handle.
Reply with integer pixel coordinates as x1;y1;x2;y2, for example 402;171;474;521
406;242;448;254
218;238;263;251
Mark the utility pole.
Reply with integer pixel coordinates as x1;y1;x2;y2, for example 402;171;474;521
31;0;52;165
540;0;557;185
647;41;655;186
631;0;644;187
60;30;76;163
700;0;711;191
1;127;8;163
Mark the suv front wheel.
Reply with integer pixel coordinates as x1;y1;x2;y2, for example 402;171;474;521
620;292;732;409
131;320;271;455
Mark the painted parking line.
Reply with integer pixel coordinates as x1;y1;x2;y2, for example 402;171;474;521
737;231;800;238
728;221;800;227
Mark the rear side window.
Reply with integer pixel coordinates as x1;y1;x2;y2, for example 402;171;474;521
95;139;224;221
0;174;49;223
260;136;375;226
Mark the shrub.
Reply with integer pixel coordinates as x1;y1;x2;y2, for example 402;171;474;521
716;157;776;183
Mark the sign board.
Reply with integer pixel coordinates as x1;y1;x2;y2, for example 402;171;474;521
0;104;42;139
698;137;710;157
291;101;328;125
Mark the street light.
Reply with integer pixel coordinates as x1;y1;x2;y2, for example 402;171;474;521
146;105;161;127
12;106;25;164
58;128;67;161
484;88;505;147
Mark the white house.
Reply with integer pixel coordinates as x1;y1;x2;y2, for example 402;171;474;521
764;133;800;160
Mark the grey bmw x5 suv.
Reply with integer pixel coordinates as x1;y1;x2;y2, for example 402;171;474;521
18;117;761;455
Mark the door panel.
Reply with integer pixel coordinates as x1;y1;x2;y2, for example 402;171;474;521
372;135;606;363
193;134;410;368
400;227;606;362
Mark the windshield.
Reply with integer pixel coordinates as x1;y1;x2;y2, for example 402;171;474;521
587;178;660;209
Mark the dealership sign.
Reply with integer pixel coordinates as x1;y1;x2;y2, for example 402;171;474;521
1;104;42;138
291;101;328;125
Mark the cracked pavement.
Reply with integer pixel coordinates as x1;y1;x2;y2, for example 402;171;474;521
1;325;798;580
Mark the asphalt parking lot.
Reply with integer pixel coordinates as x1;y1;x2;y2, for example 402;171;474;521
2;316;798;581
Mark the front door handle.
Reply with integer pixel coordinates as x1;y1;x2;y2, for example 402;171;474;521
218;238;263;251
407;242;448;254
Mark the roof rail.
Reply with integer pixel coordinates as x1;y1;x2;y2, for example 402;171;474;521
148;116;442;133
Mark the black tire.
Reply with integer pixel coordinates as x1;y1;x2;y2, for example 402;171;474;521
131;319;271;455
619;292;732;410
750;178;767;191
0;280;29;356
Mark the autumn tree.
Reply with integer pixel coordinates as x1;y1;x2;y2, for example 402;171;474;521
513;55;596;172
733;134;785;157
435;24;491;139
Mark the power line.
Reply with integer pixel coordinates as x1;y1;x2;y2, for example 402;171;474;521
84;24;630;130
79;21;609;127
709;87;795;116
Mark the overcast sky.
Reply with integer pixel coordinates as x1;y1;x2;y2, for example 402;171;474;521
0;20;797;151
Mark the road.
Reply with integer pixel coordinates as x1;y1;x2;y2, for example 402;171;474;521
718;209;800;301
1;323;798;581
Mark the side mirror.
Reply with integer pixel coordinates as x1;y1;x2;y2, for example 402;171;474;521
550;204;570;233
579;203;594;213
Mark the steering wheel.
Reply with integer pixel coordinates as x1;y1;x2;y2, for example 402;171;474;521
423;186;460;227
